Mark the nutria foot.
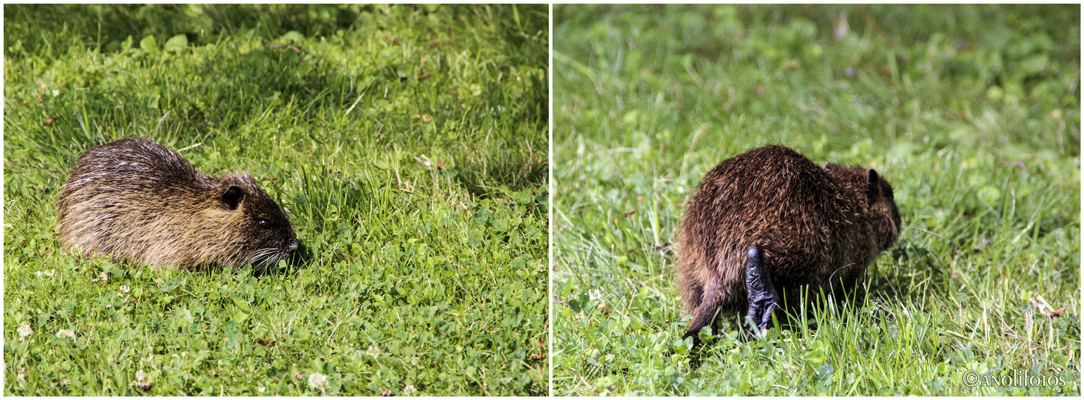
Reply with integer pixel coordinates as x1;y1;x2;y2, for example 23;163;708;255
744;246;780;336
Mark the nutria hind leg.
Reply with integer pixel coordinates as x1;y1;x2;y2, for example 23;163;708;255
682;279;721;350
744;246;780;336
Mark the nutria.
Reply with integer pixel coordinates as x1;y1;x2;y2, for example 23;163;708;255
57;138;298;275
676;145;901;346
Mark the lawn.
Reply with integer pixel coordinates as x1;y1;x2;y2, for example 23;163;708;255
552;5;1079;396
4;5;548;396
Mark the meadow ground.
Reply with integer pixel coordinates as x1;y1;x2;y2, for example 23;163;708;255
552;5;1079;395
4;5;548;395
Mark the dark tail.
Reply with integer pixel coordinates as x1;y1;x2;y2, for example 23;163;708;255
682;279;721;349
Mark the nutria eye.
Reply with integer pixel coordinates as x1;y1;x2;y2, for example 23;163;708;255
257;218;270;228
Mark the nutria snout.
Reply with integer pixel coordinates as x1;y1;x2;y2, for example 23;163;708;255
676;145;901;345
57;138;298;275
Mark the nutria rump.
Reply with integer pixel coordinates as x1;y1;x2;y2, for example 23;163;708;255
676;145;901;345
57;138;298;275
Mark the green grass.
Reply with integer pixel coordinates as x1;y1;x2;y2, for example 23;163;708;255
553;5;1079;396
5;5;547;396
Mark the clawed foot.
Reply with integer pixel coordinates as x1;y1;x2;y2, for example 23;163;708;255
744;246;780;336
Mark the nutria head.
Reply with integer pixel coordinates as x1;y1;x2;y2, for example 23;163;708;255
212;172;299;274
824;163;902;252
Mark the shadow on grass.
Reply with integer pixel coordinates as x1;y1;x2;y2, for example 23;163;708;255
4;4;377;56
682;279;910;370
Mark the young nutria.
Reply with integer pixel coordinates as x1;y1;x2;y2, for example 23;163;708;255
57;138;298;275
676;145;901;346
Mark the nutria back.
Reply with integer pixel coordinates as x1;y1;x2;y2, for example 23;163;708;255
57;138;298;274
676;145;901;336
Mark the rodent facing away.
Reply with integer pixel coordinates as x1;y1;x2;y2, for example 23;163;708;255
57;138;298;275
676;145;901;345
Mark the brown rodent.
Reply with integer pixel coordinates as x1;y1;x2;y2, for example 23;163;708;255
676;145;901;344
57;138;298;275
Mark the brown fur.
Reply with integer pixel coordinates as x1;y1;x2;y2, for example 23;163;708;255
676;145;901;331
57;138;297;274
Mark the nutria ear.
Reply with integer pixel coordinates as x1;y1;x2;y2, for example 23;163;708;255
221;186;245;210
824;162;835;171
866;169;880;203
